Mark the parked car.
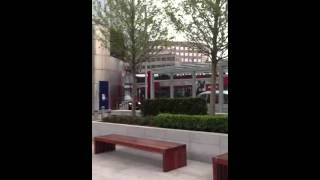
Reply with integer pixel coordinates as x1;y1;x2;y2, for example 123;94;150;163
197;90;228;104
122;94;141;110
197;90;228;113
128;101;141;110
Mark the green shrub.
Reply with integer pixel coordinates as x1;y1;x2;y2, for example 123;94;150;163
102;115;152;126
152;114;228;133
141;98;207;116
101;114;228;133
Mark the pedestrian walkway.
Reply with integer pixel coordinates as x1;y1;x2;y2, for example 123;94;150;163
92;145;212;180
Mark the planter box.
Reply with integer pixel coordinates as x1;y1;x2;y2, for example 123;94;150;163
92;121;228;163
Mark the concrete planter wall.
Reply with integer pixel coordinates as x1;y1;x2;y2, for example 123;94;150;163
92;121;228;163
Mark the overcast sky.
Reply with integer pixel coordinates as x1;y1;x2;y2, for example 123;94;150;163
153;0;187;41
95;0;188;41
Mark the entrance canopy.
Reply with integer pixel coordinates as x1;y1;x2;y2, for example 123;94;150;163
139;60;228;113
141;61;228;74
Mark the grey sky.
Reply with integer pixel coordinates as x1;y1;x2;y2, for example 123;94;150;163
93;0;193;42
152;0;187;41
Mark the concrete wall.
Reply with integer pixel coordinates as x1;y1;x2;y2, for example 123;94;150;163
110;110;141;116
92;25;125;111
92;122;228;163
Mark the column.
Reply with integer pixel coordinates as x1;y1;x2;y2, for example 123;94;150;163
218;64;224;113
170;73;174;98
192;71;196;97
150;72;155;99
145;63;148;99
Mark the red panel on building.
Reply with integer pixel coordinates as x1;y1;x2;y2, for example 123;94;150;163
147;71;151;98
224;76;228;88
206;84;218;91
154;82;160;95
206;76;228;91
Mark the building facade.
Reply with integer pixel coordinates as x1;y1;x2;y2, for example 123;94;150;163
92;25;125;112
140;41;209;70
134;41;226;101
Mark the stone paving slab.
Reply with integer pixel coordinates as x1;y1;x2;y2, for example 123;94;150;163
92;145;213;180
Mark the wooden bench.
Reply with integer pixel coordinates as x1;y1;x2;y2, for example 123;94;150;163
212;153;228;180
94;134;187;172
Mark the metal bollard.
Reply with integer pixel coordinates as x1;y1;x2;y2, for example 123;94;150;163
106;109;111;117
101;106;105;119
93;110;99;121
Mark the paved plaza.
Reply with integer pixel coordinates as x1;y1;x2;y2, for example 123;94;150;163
92;145;213;180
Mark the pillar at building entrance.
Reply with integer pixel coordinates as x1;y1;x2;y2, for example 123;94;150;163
150;72;154;99
192;71;196;98
170;73;174;98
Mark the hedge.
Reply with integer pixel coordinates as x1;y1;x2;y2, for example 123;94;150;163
101;115;152;126
141;98;207;116
153;114;228;133
101;113;228;133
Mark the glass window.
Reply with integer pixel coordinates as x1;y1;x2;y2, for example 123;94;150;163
156;86;170;98
155;74;170;80
224;94;228;104
174;86;192;97
136;77;145;83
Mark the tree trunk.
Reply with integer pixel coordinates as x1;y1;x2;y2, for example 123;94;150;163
209;0;221;116
209;61;217;115
130;0;136;117
131;66;137;117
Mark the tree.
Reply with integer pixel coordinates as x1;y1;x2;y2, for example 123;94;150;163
164;0;228;115
93;0;171;116
110;28;126;60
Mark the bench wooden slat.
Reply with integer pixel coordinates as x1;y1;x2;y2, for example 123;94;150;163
95;134;184;153
94;134;187;172
213;153;228;180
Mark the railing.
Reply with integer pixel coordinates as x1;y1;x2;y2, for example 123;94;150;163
119;101;129;110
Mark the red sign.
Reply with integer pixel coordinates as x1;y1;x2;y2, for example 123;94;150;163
154;82;160;95
147;71;151;98
224;76;228;88
206;76;228;91
206;84;218;91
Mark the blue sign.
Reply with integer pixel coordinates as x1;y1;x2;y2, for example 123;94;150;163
99;81;109;109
